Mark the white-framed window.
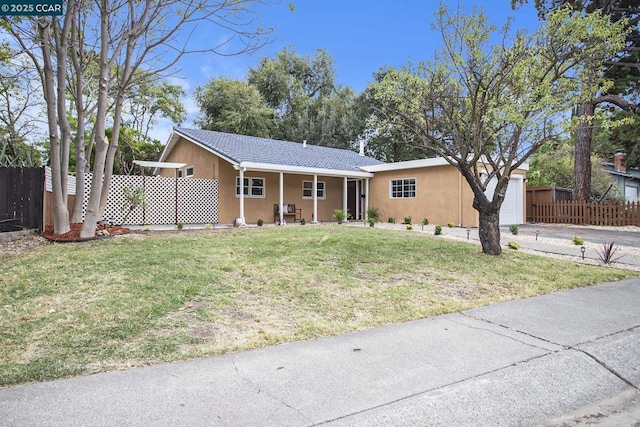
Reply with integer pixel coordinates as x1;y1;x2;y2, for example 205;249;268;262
390;178;416;198
185;166;194;178
302;180;326;199
236;176;266;198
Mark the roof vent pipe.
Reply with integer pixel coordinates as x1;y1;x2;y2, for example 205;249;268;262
359;140;365;156
303;139;307;148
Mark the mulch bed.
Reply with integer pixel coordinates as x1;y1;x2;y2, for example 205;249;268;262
41;223;130;242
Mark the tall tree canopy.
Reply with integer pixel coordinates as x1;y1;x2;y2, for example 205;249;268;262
513;0;640;200
2;0;274;237
195;78;274;137
196;48;368;150
369;5;626;255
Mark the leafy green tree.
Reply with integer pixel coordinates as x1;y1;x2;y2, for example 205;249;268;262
369;5;626;255
125;74;187;144
528;142;622;201
2;0;274;237
248;47;339;143
0;47;44;166
109;127;163;176
513;0;640;200
593;110;640;168
194;78;274;137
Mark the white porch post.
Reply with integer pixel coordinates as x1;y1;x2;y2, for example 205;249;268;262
279;172;284;225
312;174;318;223
343;177;348;222
355;180;361;221
239;167;245;225
365;178;370;221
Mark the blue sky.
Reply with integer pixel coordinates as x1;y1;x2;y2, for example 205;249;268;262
155;1;542;141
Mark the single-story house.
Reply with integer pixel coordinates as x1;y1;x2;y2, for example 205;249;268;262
603;152;640;203
157;128;527;226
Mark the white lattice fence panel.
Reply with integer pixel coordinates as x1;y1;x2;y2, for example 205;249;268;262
82;174;218;225
177;178;219;224
145;175;178;225
83;174;145;224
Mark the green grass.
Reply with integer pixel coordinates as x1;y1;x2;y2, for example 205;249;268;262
1;226;636;387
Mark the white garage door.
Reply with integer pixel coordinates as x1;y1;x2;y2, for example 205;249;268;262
484;176;524;225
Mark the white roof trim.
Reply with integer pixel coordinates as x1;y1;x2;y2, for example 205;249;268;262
134;160;186;169
236;161;374;178
361;156;529;172
361;157;452;172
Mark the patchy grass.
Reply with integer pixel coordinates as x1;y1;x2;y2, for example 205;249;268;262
1;226;636;386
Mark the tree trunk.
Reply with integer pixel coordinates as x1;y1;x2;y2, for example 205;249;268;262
477;205;502;255
573;101;595;201
80;0;109;239
39;18;70;235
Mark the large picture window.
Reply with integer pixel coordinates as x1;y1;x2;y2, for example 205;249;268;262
390;178;416;198
302;180;326;199
236;176;265;198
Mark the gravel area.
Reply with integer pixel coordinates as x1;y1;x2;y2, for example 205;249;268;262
0;234;50;258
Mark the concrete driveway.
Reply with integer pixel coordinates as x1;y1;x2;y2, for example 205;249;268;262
519;223;640;248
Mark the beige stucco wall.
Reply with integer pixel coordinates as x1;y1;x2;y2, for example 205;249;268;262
368;165;478;227
159;136;349;224
368;166;527;227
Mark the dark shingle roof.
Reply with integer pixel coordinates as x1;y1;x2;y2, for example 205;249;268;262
175;128;383;172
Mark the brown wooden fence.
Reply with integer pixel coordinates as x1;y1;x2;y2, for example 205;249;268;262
0;167;44;231
530;201;640;226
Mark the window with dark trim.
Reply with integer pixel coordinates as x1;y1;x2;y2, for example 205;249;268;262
236;176;265;198
185;166;194;178
390;178;416;198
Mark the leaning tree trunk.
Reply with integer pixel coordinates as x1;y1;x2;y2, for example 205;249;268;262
477;206;502;255
573;101;596;201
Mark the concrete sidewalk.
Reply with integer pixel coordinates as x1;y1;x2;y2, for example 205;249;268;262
2;279;639;426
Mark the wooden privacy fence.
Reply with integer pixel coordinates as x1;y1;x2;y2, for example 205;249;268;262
530;201;640;226
0;167;44;230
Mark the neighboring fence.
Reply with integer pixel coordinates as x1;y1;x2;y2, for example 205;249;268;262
0;167;44;230
526;186;573;222
530;201;640;226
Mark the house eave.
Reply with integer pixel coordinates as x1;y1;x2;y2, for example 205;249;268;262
235;161;374;178
361;156;530;172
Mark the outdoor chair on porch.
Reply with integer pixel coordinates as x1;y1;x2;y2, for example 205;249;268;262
274;204;302;224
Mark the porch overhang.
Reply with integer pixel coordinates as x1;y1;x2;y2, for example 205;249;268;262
234;161;374;179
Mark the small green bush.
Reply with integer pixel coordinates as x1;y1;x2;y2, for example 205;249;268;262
447;222;455;228
388;217;395;224
403;216;412;225
434;225;442;235
572;235;584;245
367;206;380;222
422;218;429;226
406;224;413;230
368;218;375;227
509;224;519;235
300;218;306;225
508;241;520;250
333;209;347;224
257;219;264;227
177;221;184;230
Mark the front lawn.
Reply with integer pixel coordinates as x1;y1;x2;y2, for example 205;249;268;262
1;226;635;386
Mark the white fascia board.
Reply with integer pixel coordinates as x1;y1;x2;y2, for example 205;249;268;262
155;129;240;175
173;129;239;166
134;160;186;169
362;156;530;172
361;157;452;172
236;161;374;178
